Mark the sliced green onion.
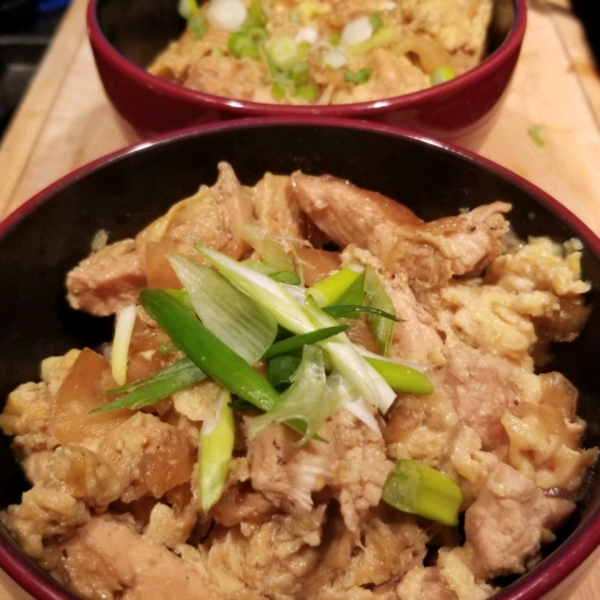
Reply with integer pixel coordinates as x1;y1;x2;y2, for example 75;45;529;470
267;36;304;71
200;388;235;512
248;0;264;27
267;354;302;389
335;269;365;306
140;289;279;412
241;260;301;284
344;67;374;84
263;324;352;359
322;48;347;69
169;254;277;365
93;358;207;413
243;24;269;43
294;0;318;23
382;460;464;526
364;356;433;395
340;16;373;47
249;345;333;444
345;26;395;55
111;304;137;386
239;223;296;273
306;265;362;307
370;13;383;32
322;304;399;320
271;82;287;100
290;61;310;85
364;266;396;356
196;246;396;414
228;33;260;59
430;65;456;85
206;0;248;33
196;245;315;334
178;0;198;20
329;31;341;47
528;124;545;147
293;85;318;103
304;296;397;413
189;13;207;38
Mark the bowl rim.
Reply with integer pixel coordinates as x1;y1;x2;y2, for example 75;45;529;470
1;116;600;600
86;0;527;117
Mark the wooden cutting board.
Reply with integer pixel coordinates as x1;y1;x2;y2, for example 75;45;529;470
2;0;600;598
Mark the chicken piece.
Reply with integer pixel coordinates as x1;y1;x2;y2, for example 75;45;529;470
341;245;446;365
386;202;511;291
1;444;122;562
206;505;327;598
252;172;308;239
396;565;457;600
66;162;253;316
247;411;392;532
66;238;145;316
289;172;422;259
53;515;223;600
185;54;271;102
464;462;575;578
319;410;393;532
438;343;529;450
1;486;89;561
247;423;333;515
437;546;499;600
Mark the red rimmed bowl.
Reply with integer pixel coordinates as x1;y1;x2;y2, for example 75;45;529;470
87;0;526;147
1;118;599;600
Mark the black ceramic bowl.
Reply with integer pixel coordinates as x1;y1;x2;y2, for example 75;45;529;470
1;119;600;600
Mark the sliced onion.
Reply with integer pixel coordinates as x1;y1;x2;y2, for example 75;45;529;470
340;16;373;47
206;0;247;32
397;33;451;74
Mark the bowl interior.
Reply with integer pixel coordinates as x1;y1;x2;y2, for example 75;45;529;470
1;121;600;600
94;0;518;96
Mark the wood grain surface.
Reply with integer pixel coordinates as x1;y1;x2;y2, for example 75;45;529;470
1;0;600;598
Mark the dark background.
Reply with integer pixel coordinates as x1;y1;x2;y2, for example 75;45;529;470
570;0;600;64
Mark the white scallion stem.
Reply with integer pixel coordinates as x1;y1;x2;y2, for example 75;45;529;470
111;304;137;386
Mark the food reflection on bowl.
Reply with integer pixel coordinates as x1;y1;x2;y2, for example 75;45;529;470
1;119;600;600
88;0;526;146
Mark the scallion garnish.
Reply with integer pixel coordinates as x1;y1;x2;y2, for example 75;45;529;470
140;289;280;412
189;13;207;39
430;65;456;85
178;0;198;19
267;36;304;71
370;13;383;32
169;254;277;365
262;324;352;359
364;266;396;356
344;67;374;84
93;358;207;413
249;345;334;444
382;460;464;526
111;304;137;386
199;388;235;511
306;265;362;307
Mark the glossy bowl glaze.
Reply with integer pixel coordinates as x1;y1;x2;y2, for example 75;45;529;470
87;0;526;147
1;119;599;600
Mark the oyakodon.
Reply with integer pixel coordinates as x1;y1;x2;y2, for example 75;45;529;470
0;163;596;600
148;0;494;105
